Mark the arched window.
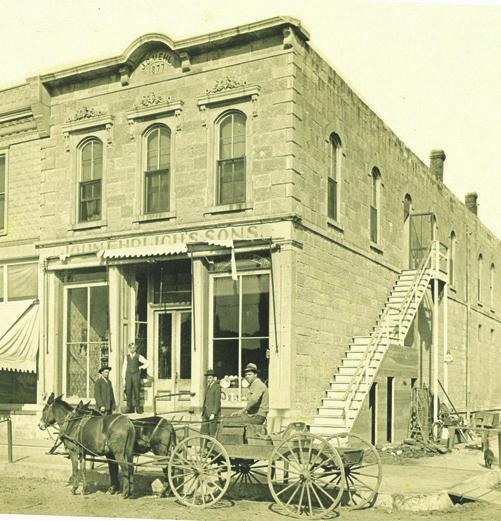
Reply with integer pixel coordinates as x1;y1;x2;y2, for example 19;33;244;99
328;133;342;221
217;112;246;205
403;193;412;221
370;167;381;244
145;125;171;214
478;254;483;302
490;263;495;308
449;231;456;287
79;138;103;222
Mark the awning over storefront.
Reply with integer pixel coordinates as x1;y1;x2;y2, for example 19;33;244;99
0;299;40;373
97;243;188;260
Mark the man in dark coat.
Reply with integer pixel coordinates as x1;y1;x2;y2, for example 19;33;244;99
94;366;115;415
201;369;221;437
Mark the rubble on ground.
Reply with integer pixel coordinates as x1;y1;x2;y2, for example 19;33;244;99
380;438;448;463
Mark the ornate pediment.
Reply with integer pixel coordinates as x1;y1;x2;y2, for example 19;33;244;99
206;77;247;95
132;93;171;110
66;107;106;123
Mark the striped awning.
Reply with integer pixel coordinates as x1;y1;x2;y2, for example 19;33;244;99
0;299;40;373
97;243;188;260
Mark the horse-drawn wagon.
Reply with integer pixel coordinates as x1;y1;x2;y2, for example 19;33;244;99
40;393;382;519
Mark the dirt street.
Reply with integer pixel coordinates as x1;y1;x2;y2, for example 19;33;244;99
0;476;500;521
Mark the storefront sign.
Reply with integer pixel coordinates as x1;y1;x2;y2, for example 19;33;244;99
63;224;262;257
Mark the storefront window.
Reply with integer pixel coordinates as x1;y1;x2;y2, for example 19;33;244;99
153;260;191;305
65;284;109;398
6;263;38;301
212;273;269;402
135;272;148;359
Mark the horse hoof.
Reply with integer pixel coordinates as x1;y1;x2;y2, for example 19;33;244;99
107;487;118;495
71;488;77;495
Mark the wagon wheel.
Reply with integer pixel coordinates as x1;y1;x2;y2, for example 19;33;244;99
267;432;345;519
167;434;231;507
327;432;382;509
229;458;268;496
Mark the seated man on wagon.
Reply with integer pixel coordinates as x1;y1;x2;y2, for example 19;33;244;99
225;363;269;426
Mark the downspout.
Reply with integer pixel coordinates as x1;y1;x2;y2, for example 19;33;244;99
465;223;470;419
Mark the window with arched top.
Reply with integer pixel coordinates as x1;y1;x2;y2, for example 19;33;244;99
370;167;381;244
478;254;483;302
217;112;246;205
403;194;412;221
79;138;103;222
144;125;171;214
449;231;456;287
328;133;342;221
490;263;495;308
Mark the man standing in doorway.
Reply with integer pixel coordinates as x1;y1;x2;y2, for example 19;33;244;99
201;369;221;437
122;342;148;414
227;363;269;426
94;365;115;415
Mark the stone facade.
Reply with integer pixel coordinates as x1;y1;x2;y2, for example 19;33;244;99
0;17;500;441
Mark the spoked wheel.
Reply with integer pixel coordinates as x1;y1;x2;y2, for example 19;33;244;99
327;432;382;509
229;458;268;495
268;433;345;519
167;434;231;507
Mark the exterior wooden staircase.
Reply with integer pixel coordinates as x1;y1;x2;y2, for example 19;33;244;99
310;241;445;435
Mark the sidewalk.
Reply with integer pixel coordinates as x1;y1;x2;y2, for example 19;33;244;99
1;437;499;509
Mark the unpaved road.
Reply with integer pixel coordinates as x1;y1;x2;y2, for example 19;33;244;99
0;475;500;521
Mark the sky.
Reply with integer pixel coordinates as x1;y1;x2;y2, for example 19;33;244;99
0;0;500;237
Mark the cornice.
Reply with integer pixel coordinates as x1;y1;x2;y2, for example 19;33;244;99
38;17;309;87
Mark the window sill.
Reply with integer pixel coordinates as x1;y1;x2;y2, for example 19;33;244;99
204;202;253;215
133;211;176;223
0;230;6;237
70;220;107;231
369;241;384;254
327;218;344;233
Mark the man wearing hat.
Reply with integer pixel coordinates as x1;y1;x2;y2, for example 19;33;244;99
94;366;116;415
228;363;269;425
201;369;221;437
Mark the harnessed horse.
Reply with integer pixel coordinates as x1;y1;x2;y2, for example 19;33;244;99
39;393;136;498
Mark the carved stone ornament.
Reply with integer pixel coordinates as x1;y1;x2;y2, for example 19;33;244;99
133;93;171;110
206;77;247;95
67;106;106;123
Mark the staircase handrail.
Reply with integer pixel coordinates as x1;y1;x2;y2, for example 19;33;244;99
397;240;437;343
342;240;438;424
343;310;391;422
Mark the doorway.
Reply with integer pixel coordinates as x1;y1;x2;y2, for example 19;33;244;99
369;382;378;446
153;309;192;408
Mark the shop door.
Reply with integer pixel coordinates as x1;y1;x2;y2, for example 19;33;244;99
154;309;192;407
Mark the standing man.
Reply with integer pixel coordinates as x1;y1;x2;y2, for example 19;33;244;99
94;365;115;415
227;363;269;426
201;369;221;437
122;342;148;414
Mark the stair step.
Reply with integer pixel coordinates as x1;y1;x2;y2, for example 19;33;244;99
331;381;370;392
312;416;346;427
342;358;365;368
322;397;364;408
338;366;357;376
317;407;349;418
310;424;350;435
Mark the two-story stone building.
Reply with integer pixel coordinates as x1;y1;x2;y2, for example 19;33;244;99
1;17;500;444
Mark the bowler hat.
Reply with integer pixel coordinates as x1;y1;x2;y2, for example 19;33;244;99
98;366;112;374
243;363;258;374
205;369;216;377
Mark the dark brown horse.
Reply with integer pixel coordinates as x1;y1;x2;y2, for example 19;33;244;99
132;416;177;494
39;393;136;498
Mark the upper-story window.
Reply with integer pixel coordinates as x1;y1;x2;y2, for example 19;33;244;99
478;253;483;303
144;125;171;214
370;167;381;244
217;111;246;205
328;133;342;221
490;263;495;308
79;139;103;222
0;154;6;232
449;231;456;287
